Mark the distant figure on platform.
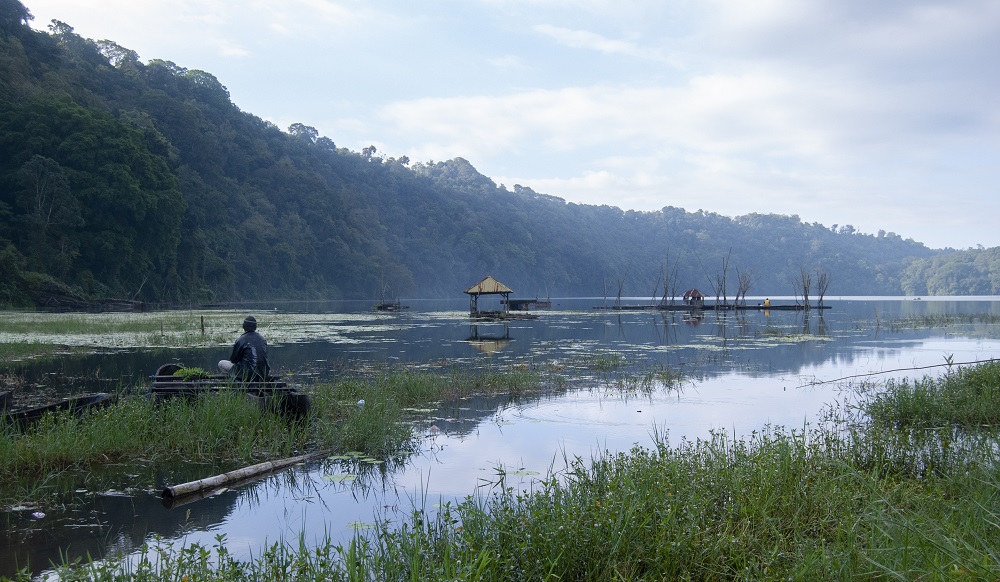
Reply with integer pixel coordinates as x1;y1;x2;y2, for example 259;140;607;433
763;298;771;308
218;316;270;381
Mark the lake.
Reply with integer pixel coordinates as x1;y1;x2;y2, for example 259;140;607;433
3;296;1000;577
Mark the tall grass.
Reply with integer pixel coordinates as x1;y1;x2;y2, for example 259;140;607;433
0;391;306;504
861;360;1000;427
37;362;1000;581
0;367;545;508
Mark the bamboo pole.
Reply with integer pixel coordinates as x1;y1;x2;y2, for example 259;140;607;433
162;451;325;499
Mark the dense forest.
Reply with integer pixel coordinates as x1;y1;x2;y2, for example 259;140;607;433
0;0;996;308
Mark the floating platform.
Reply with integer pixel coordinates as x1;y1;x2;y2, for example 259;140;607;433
150;364;310;418
502;298;552;311
594;303;831;312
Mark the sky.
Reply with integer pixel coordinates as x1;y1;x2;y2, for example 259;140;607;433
21;0;1000;250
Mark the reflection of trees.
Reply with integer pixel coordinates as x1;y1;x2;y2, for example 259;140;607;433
735;310;752;339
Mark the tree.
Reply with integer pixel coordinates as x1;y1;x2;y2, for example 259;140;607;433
316;136;336;151
288;123;319;143
96;39;139;68
720;249;731;305
15;155;82;275
736;266;754;306
816;269;831;307
797;267;812;308
0;0;32;35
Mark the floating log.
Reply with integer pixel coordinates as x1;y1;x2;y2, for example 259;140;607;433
162;451;326;500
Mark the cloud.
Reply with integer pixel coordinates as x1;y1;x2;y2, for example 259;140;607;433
532;23;672;63
22;0;1000;248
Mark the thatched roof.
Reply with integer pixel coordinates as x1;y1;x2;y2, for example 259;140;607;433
464;276;514;295
682;288;704;299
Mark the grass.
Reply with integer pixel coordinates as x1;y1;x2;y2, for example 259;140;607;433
0;310;239;357
0;342;65;362
861;360;1000;427
22;361;1000;581
0;391;306;505
0;367;546;509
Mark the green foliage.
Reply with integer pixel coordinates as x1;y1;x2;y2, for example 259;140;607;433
862;360;1000;427
0;0;979;306
0;367;543;507
172;367;210;380
901;247;1000;296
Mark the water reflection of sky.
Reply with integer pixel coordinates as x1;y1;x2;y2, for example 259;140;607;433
9;298;1000;577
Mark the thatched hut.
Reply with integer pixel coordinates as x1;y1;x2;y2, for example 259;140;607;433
464;276;514;315
682;288;705;306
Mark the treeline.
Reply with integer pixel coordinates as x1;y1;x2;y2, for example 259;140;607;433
0;1;992;306
901;248;1000;296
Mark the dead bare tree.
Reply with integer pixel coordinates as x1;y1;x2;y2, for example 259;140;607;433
651;270;662;307
797;267;813;309
712;273;724;306
816;269;831;307
663;251;680;306
720;249;732;306
615;273;627;309
735;267;754;306
697;253;727;308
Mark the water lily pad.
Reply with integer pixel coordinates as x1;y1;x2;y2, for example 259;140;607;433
511;470;539;476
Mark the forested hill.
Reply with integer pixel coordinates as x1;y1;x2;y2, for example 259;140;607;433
0;2;993;306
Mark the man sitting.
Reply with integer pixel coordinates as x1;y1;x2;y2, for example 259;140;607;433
218;316;270;381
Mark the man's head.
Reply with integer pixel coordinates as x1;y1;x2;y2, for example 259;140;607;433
243;316;257;332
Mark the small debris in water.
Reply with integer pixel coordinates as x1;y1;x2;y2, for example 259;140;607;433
31;511;45;519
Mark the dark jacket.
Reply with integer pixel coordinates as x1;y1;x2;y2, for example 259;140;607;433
228;330;270;381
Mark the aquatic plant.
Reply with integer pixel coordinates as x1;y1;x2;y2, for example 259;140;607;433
37;362;1000;581
172;367;211;380
0;367;547;508
859;360;1000;428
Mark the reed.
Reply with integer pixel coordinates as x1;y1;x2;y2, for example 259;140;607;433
0;391;306;503
37;362;1000;581
0;368;546;507
860;360;1000;427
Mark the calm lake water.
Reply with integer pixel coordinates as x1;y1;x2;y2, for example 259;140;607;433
4;296;1000;577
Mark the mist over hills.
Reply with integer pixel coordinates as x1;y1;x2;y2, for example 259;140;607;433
0;1;994;306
